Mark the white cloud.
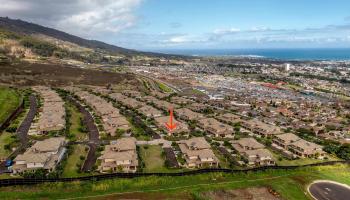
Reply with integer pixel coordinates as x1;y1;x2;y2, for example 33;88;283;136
0;0;142;38
161;34;207;46
250;26;269;32
168;35;189;43
213;28;240;35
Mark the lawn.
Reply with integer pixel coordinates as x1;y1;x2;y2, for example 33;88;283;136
276;156;340;166
0;132;16;160
212;147;230;168
139;145;188;173
62;144;88;178
269;148;341;166
157;81;172;93
127;117;151;141
66;103;87;141
1;164;350;199
0;87;21;125
140;145;168;172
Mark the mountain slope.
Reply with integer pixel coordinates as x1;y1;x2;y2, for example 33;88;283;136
0;17;182;58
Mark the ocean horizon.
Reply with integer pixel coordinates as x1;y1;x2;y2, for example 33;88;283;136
153;48;350;61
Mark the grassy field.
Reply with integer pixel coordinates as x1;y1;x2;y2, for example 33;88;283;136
212;148;230;168
0;132;16;160
140;145;169;172
66;103;87;141
0;87;21;125
0;164;349;199
127;117;151;141
276;156;340;166
157;82;172;93
62;144;88;178
139;145;190;173
269;148;341;166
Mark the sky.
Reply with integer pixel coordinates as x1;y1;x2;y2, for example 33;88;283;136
1;0;350;50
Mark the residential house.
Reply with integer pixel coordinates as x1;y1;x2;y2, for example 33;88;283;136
122;90;142;98
109;93;128;102
152;99;177;111
12;137;67;174
231;138;265;153
32;86;66;135
217;113;242;125
289;139;325;158
171;96;193;105
186;102;209;112
138;105;163;118
151;91;171;99
273;133;300;150
178;137;219;168
242;149;275;166
241;119;281;137
175;108;204;121
197;118;234;138
98;137;138;173
154;116;189;136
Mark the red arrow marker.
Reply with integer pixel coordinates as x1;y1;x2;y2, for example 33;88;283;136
165;107;177;131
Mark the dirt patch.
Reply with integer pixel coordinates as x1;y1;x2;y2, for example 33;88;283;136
202;187;282;200
0;62;137;87
88;191;192;200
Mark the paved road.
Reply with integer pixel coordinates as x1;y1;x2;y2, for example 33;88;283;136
309;181;350;200
0;95;37;172
16;95;37;147
68;97;99;172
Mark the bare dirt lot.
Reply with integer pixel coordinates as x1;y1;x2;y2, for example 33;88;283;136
87;191;192;200
79;186;282;200
201;187;282;200
0;62;137;86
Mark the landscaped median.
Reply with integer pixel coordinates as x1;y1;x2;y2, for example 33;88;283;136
0;163;350;200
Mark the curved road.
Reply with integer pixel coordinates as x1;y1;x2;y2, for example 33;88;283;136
0;95;37;172
68;96;100;172
309;181;350;200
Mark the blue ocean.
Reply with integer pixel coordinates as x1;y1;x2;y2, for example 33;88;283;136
156;48;350;61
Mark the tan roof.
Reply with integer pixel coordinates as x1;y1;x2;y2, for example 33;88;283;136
119;97;144;108
187;102;208;111
153;100;177;110
33;87;66;132
242;119;281;135
244;148;273;158
142;95;158;103
290;139;323;151
99;137;138;167
109;137;136;151
232;138;265;149
171;96;193;104
175;108;204;121
138;105;163;117
154;116;189;133
109;93;128;101
14;137;66;168
14;152;51;163
275;133;300;144
188;149;216;159
218;113;241;123
31;137;66;152
198;118;234;134
184;137;211;150
99;149;136;161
